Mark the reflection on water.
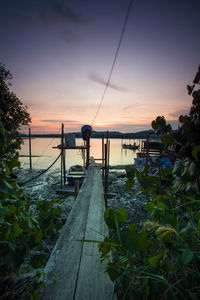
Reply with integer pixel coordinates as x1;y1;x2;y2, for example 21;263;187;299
19;138;141;170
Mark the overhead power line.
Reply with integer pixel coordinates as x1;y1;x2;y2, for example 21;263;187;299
91;0;134;126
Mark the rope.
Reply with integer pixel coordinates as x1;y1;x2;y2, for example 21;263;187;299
21;153;61;186
35;127;61;165
91;0;134;126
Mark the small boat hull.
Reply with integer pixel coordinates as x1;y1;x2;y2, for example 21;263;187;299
67;165;85;185
122;144;139;150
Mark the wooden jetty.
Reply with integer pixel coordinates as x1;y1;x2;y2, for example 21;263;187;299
39;159;115;300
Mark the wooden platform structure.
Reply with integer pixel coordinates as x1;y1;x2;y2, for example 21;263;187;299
141;139;164;157
39;160;115;300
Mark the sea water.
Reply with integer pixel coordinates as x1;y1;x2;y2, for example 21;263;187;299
19;138;141;170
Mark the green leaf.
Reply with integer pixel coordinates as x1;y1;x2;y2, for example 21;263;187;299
7;157;20;169
125;179;135;190
179;115;185;123
33;290;39;298
161;134;173;146
13;223;23;238
8;205;16;215
188;162;197;177
121;224;139;251
173;160;183;175
192;145;200;161
104;208;128;230
0;241;15;252
182;249;193;264
107;266;120;282
146;202;155;214
28;217;36;230
98;237;112;257
125;165;135;181
137;229;151;252
160;214;176;227
157;202;166;210
148;253;162;268
151;120;157;130
0;207;9;217
180;222;191;234
151;207;165;221
34;230;43;243
30;253;46;268
0;180;13;194
187;84;195;95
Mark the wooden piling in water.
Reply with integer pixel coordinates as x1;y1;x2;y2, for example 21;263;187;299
102;134;105;179
29;127;32;170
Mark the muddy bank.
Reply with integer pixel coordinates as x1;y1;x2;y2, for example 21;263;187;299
14;167;148;226
107;171;148;226
14;167;74;222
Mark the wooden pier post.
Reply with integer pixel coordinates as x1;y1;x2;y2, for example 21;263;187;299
102;134;105;179
104;143;107;200
104;131;110;208
29;127;32;170
108;140;110;175
61;124;66;184
60;126;63;189
86;137;90;169
74;180;80;199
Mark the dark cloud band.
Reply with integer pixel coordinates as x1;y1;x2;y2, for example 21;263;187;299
39;2;90;25
88;73;128;92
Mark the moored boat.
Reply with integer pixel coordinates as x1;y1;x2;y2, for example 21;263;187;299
122;143;139;150
67;165;85;185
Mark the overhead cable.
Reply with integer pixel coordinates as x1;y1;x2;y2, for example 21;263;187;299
91;0;134;125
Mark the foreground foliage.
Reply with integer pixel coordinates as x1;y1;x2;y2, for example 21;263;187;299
0;126;62;297
98;66;200;299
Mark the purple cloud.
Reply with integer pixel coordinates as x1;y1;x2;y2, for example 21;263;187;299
168;107;190;118
40;119;80;124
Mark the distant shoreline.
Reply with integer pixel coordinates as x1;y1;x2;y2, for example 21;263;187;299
20;129;157;139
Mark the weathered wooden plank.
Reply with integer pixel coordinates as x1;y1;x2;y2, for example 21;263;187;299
39;166;94;300
75;166;114;300
40;162;115;300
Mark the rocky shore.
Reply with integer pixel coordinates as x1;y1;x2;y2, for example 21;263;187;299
107;170;148;226
14;166;148;227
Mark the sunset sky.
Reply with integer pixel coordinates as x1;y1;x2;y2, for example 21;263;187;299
1;0;200;133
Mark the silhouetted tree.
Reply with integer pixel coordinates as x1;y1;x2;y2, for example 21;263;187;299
0;63;31;151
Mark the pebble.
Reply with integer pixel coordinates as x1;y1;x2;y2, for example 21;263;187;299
14;167;149;227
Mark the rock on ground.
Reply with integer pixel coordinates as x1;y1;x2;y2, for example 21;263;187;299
107;171;148;226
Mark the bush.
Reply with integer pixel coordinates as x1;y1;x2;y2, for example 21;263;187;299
0;126;62;276
98;66;200;299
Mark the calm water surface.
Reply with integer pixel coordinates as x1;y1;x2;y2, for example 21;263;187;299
19;138;142;170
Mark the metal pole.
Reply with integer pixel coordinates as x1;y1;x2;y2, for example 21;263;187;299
29;127;32;170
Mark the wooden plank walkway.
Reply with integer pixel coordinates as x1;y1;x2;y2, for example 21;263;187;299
40;161;115;300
